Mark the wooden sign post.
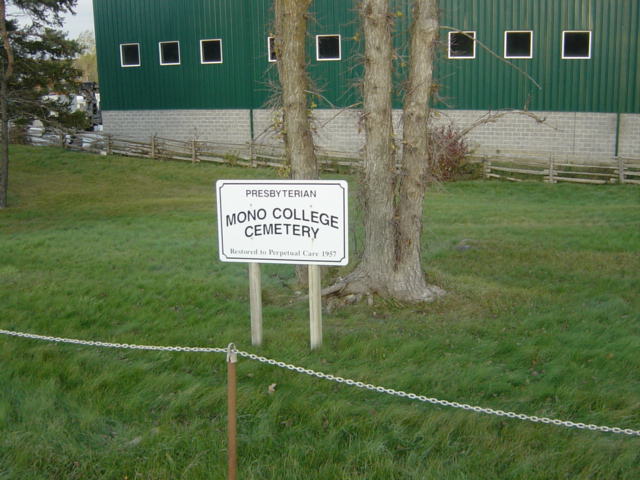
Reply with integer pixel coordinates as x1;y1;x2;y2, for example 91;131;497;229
308;265;322;349
248;263;262;346
216;180;348;350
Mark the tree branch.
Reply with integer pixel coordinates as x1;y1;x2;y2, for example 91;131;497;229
441;26;542;90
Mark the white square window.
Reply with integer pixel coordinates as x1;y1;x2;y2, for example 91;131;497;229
504;31;533;59
159;41;180;66
562;31;591;59
267;36;277;62
448;31;476;59
120;43;140;67
316;34;341;61
201;39;223;64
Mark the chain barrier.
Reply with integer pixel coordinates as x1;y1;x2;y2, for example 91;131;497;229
234;348;640;437
1;328;639;437
0;328;227;354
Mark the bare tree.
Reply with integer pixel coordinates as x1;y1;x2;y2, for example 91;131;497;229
327;0;444;303
273;0;317;181
273;0;318;284
338;0;398;298
394;0;443;301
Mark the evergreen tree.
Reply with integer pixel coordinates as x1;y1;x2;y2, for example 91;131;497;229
1;0;80;208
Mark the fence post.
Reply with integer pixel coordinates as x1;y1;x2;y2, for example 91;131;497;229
548;156;555;184
250;141;256;168
483;157;490;179
618;157;625;184
151;135;157;159
106;135;113;155
59;133;66;149
192;140;198;163
227;344;238;480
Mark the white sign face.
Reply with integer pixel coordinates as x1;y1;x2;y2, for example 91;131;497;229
216;180;349;265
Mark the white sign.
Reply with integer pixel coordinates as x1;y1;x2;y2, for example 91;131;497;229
216;180;349;265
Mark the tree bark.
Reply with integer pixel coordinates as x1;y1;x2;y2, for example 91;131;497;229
343;0;397;295
274;0;317;284
274;0;317;181
0;60;8;209
393;0;442;301
330;0;444;303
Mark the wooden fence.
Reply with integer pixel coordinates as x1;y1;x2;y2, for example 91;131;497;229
26;131;640;185
479;155;640;185
26;131;360;173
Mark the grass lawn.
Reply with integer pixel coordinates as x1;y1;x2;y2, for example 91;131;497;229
1;145;639;479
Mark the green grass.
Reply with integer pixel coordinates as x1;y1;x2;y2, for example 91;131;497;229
1;145;639;479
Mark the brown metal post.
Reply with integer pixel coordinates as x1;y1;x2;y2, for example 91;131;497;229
227;344;238;480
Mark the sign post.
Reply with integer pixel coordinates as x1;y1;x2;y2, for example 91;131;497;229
248;263;262;346
308;265;322;349
216;180;348;349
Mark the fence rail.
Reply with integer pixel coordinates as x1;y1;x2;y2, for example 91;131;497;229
479;155;640;185
26;131;361;173
26;131;640;184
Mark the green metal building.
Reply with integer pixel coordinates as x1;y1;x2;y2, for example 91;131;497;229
93;0;640;159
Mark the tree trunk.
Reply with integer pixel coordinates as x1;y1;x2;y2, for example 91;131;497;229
0;0;11;209
393;0;442;301
274;0;317;180
341;0;397;295
0;62;8;210
274;0;317;284
329;0;444;303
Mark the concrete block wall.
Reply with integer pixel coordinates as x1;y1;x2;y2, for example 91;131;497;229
619;114;640;159
252;109;281;146
311;109;365;153
434;110;620;161
250;109;367;153
103;108;640;161
102;109;251;144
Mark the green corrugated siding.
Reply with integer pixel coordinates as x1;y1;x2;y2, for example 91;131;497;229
94;0;639;113
437;0;639;113
94;0;255;109
307;1;361;108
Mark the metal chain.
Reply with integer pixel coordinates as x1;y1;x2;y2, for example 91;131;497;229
0;329;227;354
235;349;640;437
1;328;638;437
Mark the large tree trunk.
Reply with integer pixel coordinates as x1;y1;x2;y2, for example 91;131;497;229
341;0;397;295
274;0;317;180
274;0;317;284
328;0;443;303
393;0;442;301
